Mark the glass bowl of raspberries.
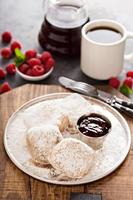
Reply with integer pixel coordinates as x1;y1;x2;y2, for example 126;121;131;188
16;50;55;81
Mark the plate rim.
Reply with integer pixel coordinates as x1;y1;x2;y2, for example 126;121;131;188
4;92;132;185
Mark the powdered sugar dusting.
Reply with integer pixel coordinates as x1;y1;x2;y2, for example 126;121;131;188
5;93;130;184
49;138;94;179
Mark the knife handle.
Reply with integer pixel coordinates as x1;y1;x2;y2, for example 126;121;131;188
115;97;133;109
114;103;133;117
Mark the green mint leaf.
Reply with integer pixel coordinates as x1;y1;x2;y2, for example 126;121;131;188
15;48;25;60
14;48;26;67
120;84;133;97
15;57;25;67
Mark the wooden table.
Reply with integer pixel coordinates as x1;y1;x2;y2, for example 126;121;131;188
1;0;133;88
0;84;133;200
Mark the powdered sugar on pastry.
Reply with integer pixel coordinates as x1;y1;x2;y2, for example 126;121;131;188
57;115;70;133
59;94;93;125
27;125;63;166
48;138;95;179
22;94;92;129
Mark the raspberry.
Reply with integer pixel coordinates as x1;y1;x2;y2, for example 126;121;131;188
109;77;120;89
37;54;41;60
19;63;29;74
25;68;33;76
0;82;11;94
32;65;45;76
25;49;37;60
123;77;133;89
1;48;12;59
45;57;55;72
27;58;41;68
6;63;16;75
126;70;133;78
1;31;12;43
11;41;22;52
40;51;51;64
0;67;6;79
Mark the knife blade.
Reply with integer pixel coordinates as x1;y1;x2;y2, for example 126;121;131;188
58;76;113;103
59;76;133;117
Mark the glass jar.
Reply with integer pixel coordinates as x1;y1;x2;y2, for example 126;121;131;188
38;0;89;56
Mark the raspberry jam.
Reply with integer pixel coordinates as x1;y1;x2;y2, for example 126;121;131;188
77;113;111;137
38;18;89;56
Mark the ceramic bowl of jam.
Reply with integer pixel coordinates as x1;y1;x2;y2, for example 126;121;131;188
77;113;112;150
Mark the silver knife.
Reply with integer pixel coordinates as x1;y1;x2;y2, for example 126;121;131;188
59;76;133;117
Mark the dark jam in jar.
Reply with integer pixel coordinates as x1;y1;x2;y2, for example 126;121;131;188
77;113;111;137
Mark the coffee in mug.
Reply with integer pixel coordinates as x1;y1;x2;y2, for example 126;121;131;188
81;19;133;80
86;27;122;44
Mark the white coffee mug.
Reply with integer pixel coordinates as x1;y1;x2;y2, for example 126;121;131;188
81;19;133;80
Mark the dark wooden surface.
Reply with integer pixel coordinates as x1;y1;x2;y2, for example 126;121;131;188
0;84;133;200
0;0;133;88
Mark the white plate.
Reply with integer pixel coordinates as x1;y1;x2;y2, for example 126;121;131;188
4;93;131;185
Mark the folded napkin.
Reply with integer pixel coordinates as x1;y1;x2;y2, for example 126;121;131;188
70;192;102;200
